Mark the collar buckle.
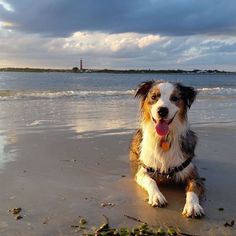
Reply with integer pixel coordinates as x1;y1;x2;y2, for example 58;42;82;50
166;168;175;179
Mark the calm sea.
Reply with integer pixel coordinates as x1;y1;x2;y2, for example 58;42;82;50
0;72;236;135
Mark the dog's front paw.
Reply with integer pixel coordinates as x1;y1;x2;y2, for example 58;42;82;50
182;202;205;218
148;190;167;207
182;192;205;218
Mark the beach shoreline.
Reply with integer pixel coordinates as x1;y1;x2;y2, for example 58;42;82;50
0;125;235;235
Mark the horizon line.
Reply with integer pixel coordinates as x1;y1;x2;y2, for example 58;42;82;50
0;67;235;73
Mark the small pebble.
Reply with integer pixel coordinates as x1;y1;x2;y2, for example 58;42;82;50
224;220;234;227
8;208;22;215
42;217;49;224
79;218;87;225
15;215;23;220
100;202;115;207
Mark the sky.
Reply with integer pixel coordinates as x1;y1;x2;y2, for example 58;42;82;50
0;0;236;70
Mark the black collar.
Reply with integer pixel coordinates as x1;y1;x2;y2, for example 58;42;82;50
140;157;193;179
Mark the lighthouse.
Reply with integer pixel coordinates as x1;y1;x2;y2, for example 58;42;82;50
80;58;83;71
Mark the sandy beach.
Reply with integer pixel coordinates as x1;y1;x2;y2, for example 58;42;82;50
0;71;236;235
0;123;235;235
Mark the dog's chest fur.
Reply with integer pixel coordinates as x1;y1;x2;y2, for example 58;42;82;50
140;121;193;182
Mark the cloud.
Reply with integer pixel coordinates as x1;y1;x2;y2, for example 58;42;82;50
0;0;236;37
0;0;14;12
1;27;236;70
60;32;163;53
0;1;236;70
0;30;166;66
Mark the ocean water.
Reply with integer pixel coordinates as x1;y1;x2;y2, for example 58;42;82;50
0;72;236;135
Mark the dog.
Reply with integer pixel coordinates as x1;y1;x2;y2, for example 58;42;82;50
129;80;205;218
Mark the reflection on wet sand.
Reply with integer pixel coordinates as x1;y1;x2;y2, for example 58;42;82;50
0;129;18;170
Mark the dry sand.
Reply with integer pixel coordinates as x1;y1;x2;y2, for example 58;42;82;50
0;125;235;235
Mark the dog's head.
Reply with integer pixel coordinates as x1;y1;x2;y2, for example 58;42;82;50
135;80;197;135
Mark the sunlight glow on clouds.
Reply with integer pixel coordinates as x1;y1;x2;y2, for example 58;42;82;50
61;32;164;53
0;21;14;28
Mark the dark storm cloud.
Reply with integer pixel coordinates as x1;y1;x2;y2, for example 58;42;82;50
1;0;236;37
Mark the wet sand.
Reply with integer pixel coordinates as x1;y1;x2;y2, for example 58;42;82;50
0;125;235;235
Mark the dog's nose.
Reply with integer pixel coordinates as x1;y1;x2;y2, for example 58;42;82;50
158;107;169;118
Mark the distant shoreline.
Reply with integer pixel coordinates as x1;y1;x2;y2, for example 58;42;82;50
0;67;235;74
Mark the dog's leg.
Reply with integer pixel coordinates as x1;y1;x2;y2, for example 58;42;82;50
182;177;205;218
136;167;167;207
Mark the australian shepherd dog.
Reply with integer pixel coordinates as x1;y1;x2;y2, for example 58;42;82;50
130;80;205;218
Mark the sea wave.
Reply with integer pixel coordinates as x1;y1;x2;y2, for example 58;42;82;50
0;87;236;100
197;87;236;96
0;89;134;100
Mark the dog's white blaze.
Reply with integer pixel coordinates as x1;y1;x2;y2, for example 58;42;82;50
151;82;179;122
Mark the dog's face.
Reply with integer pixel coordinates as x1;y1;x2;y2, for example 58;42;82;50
135;81;197;128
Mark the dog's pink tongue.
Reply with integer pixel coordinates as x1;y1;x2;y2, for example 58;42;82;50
155;120;169;136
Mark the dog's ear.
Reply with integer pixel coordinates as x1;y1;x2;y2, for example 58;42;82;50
177;83;197;108
135;80;155;99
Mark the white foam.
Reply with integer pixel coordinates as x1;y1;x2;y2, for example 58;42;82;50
26;120;51;126
0;89;134;100
197;87;236;96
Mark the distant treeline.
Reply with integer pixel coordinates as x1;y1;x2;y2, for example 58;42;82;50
0;67;234;74
0;67;72;73
92;69;232;74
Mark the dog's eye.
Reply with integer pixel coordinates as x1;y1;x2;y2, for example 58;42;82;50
151;94;159;100
170;96;179;102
